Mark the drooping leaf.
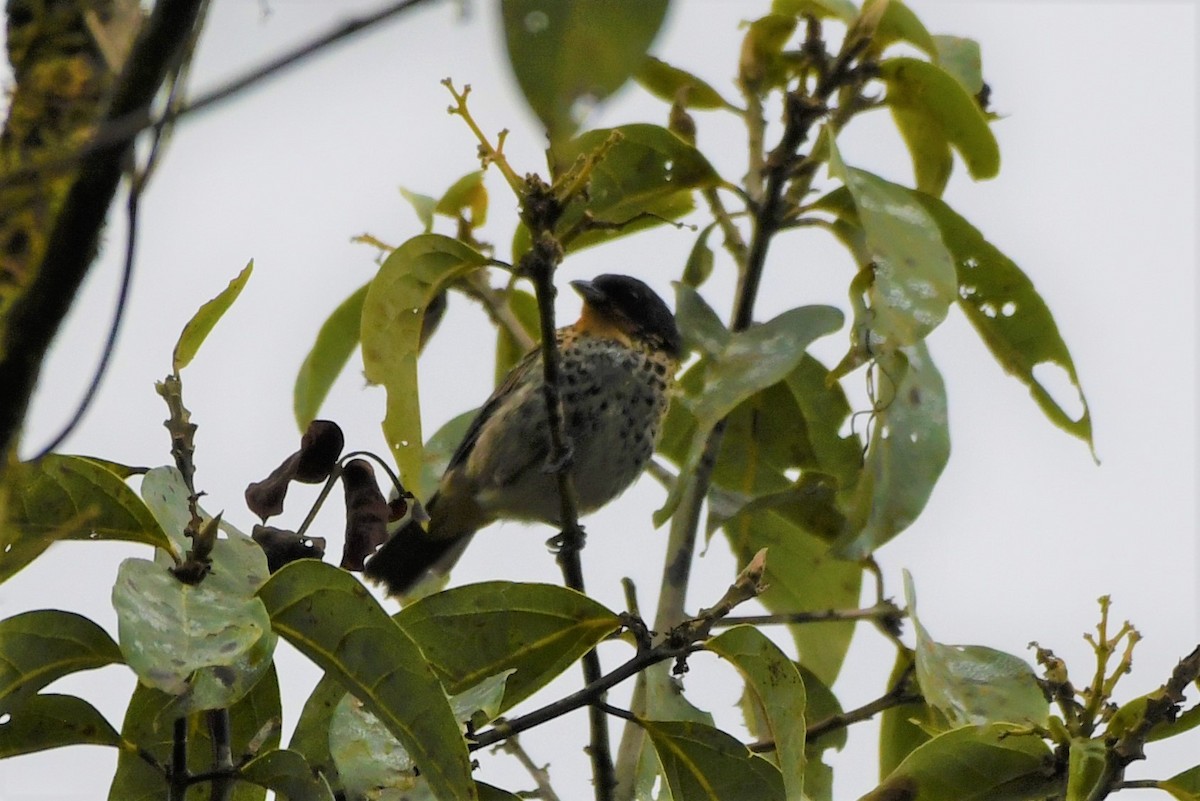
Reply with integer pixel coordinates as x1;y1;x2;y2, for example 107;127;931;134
112;557;275;711
637;56;733;110
0;692;120;757
656;305;844;525
435;171;488;228
738;14;797;92
933;35;984;95
904;572;1048;729
108;664;281;801
1;454;176;583
869;0;936;57
708;627;807;801
173;260;253;373
293;282;368;430
501;0;669;145
553;124;721;251
400;187;437;232
682;222;719;288
361;234;489;487
828;144;956;354
256;560;475;801
862;724;1056;801
641;719;786;801
720;504;861;686
911;192;1094;452
833;343;949;559
240;749;336;801
0;610;122;716
396;581;621;713
881;57;999;195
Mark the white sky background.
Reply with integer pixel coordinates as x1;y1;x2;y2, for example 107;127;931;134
1;1;1197;799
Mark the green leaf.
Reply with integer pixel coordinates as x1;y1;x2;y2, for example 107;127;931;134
553;124;720;251
656;305;843;526
1065;738;1107;801
881;57;999;194
869;0;936;57
673;283;729;357
682;223;718;288
903;572;1048;729
400;187;437;232
293;282;368;430
911;192;1094;452
0;693;119;757
1162;766;1200;800
501;0;669;145
641;719;786;801
833;343;949;559
241;749;336;801
288;672;346;793
257;560;475;801
828;145;957;353
1;454;176;583
739;14;797;92
419;409;478;504
397;581;621;713
708;627;806;801
720;505;861;686
493;288;540;385
435;171;488;228
361;234;489;487
637;56;733;110
112;557;275;710
878;648;932;778
109;664;281;801
0;609;122;716
477;783;524;801
173;260;253;373
772;0;857;22
933;36;984;95
863;724;1056;801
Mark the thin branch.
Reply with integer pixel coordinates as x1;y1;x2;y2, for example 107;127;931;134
498;735;563;801
207;708;234;801
715;601;905;630
461;271;536;352
169;716;189;801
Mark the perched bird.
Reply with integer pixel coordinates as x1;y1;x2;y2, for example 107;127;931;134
365;274;681;597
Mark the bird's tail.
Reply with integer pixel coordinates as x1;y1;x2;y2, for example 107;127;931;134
363;495;474;599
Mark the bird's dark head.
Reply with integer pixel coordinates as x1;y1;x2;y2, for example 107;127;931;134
571;274;681;358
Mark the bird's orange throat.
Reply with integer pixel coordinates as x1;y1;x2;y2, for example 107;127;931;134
574;303;634;346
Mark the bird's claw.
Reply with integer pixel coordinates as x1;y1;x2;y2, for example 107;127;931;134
545;525;586;554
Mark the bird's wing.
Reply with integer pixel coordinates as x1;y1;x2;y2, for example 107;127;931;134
444;344;542;473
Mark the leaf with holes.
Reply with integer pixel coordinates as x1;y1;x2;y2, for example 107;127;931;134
0;693;119;758
911;192;1094;453
294;282;368;430
708;627;807;801
1;454;175;583
396;581;620;713
361;234;489;487
257;560;475;801
641;719;786;801
0;610;123;717
904;572;1048;729
833;344;949;559
501;0;668;145
173;261;253;373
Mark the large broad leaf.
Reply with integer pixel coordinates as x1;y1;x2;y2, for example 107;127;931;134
396;581;621;713
0;693;120;757
112;557;275;711
833;343;949;559
861;724;1056;801
641;719;786;801
501;0;668;145
655;305;843;525
551;124;721;252
108;664;281;801
361;234;489;487
881;57;999;196
708;627;806;801
904;572;1048;729
293;282;368;430
1;454;176;583
288;672;346;793
240;749;336;801
257;560;475;801
911;192;1094;452
627;660;720;801
719;504;861;686
828;144;957;356
173;261;253;373
0;609;122;716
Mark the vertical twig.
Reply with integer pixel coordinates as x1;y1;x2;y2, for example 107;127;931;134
207;709;233;801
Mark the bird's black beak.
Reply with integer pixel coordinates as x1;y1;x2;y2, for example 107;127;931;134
570;279;606;307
